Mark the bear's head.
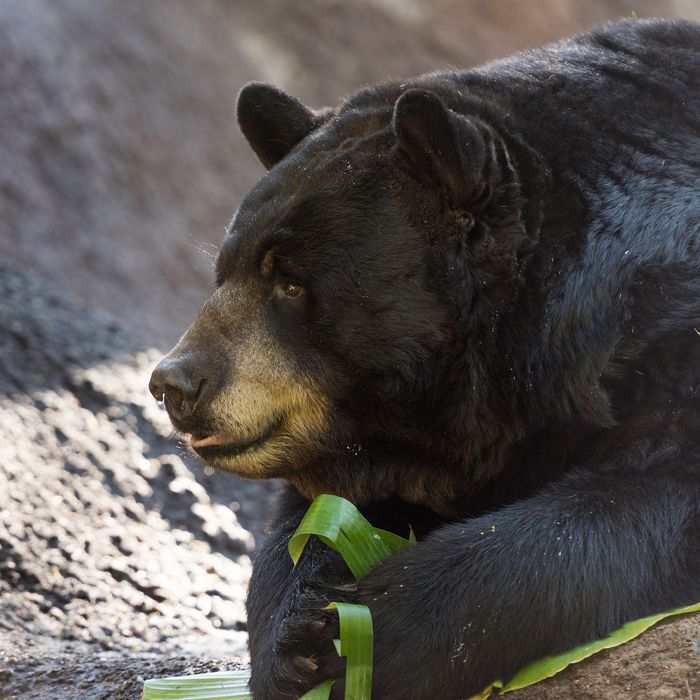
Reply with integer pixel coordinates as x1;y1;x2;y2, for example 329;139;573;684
150;81;547;512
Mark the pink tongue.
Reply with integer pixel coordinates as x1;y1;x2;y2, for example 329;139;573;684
190;433;227;448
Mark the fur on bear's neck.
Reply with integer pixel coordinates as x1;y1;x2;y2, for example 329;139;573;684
289;54;700;514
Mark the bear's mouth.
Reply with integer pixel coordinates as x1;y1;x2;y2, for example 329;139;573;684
188;416;283;460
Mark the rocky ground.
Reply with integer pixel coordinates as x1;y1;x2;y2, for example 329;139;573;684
0;259;273;698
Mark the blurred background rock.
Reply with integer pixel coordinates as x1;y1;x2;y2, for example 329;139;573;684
1;2;699;698
3;0;699;345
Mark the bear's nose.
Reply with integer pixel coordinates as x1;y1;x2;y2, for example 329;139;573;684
149;356;205;420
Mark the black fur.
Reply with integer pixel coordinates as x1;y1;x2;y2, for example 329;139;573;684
237;82;333;169
196;19;700;699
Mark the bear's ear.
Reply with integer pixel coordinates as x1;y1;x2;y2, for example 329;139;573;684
237;82;328;169
392;89;495;208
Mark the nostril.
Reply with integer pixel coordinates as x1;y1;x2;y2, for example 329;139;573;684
193;379;206;406
149;356;206;419
163;384;186;416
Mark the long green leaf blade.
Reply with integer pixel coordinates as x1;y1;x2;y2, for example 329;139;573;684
299;679;334;699
329;602;374;700
141;670;252;699
289;494;394;579
473;601;700;699
288;495;412;700
505;601;700;692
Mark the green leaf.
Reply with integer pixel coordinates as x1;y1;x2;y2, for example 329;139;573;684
373;526;415;552
299;679;334;700
289;494;397;580
289;494;413;699
141;670;252;699
143;496;408;700
328;602;374;700
473;601;700;699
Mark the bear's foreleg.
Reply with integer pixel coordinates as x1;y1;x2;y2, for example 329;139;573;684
251;463;700;699
246;486;352;699
349;462;700;700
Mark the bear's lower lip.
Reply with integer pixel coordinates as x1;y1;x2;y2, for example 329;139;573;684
188;417;282;458
189;433;227;448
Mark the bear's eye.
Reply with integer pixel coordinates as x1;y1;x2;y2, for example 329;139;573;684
271;279;305;303
284;282;304;298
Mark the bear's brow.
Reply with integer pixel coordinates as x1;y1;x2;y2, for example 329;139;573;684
216;224;303;286
215;235;239;286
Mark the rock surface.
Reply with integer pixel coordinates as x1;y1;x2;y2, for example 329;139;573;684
0;259;273;698
3;0;698;346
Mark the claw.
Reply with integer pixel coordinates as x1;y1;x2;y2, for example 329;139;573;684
293;656;319;672
332;582;358;592
310;619;327;631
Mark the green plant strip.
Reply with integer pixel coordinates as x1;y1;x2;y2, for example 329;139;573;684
472;601;700;699
293;495;413;699
297;602;376;700
298;679;334;700
328;603;374;700
289;494;405;580
142;670;253;699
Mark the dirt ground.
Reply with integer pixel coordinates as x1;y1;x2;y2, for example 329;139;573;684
0;258;273;698
2;2;700;699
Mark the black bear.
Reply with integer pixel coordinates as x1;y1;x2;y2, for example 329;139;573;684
149;18;700;699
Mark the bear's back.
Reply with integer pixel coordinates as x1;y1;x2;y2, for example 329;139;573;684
467;19;700;273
